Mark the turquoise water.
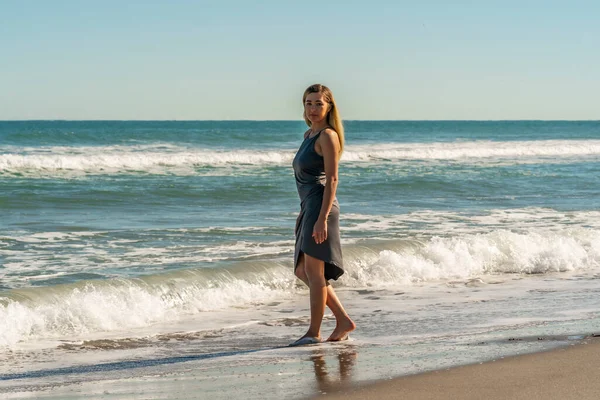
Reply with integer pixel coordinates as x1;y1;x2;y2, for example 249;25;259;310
1;120;599;347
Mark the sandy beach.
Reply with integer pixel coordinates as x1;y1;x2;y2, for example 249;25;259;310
320;336;600;400
2;281;599;399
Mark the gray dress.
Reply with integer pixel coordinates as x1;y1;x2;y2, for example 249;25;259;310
292;129;344;281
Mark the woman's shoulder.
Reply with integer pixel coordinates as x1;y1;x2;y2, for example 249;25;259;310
319;127;340;141
316;128;341;153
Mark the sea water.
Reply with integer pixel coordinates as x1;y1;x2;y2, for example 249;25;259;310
1;121;599;398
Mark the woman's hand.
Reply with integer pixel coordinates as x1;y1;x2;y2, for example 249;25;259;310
312;217;328;244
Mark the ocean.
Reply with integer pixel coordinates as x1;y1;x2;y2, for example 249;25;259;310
1;120;599;398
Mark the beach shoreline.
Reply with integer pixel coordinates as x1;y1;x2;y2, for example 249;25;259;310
2;332;597;399
319;335;600;400
2;281;599;399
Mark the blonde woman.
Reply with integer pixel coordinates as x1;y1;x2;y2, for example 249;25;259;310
290;84;356;346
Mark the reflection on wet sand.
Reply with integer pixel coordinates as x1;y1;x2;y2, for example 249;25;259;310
310;346;358;394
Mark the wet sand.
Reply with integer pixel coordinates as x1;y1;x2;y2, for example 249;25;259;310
319;336;600;400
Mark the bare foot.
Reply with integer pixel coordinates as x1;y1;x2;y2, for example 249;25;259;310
289;335;322;346
326;317;356;341
300;331;322;342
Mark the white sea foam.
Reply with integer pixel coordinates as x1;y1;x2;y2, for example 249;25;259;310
0;233;296;289
343;140;600;161
0;267;296;348
2;223;599;348
0;145;292;177
343;208;600;237
1;139;599;177
343;227;600;287
3;208;600;290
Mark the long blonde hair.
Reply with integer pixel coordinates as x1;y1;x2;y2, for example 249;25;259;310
302;84;345;154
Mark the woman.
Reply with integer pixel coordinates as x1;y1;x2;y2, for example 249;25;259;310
290;84;356;346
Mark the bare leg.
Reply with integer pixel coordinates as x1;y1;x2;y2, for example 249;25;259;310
303;253;327;339
323;285;356;341
295;253;356;341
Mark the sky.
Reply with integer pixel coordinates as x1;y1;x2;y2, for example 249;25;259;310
1;1;599;120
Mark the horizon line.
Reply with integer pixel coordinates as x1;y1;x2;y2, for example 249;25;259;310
1;119;599;122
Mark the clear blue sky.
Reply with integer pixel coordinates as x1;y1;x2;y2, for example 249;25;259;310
1;1;599;120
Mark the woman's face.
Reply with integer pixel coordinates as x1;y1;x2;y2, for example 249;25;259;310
304;92;330;125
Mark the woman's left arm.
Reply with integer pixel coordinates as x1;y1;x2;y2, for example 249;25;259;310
312;129;340;244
